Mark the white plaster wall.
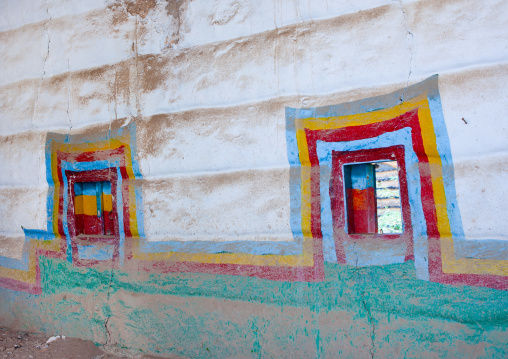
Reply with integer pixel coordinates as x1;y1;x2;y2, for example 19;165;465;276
143;168;291;241
454;155;508;241
0;0;507;254
0;0;106;32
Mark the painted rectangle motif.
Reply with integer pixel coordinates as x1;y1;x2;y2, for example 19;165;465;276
0;76;506;295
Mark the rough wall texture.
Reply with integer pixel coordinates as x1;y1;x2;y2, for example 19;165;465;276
0;0;507;357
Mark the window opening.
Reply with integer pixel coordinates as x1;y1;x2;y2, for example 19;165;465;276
74;181;114;236
375;161;403;233
344;161;403;234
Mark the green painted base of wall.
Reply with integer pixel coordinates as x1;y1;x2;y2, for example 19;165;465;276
1;258;507;358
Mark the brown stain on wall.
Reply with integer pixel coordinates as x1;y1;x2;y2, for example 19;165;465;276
125;0;157;19
1;2;437;143
333;4;390;30
174;167;287;198
138;54;172;93
440;63;507;94
113;61;133;99
0;131;42;146
164;0;189;45
1;2;398;115
454;157;508;179
71;65;116;109
69;61;134;111
0;187;42;205
0;17;50;67
0;236;25;260
413;0;474;19
142;169;266;197
70;117;131;137
107;3;131;28
137;114;175;157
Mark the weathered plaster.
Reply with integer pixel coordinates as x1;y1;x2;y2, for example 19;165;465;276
1;0;507;356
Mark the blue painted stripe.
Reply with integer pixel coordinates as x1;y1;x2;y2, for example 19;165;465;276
284;107;303;242
23;229;56;241
77;245;114;261
428;94;465;240
128;122;143;179
62;160;115;172
82;182;97;196
316;128;428;280
102;181;112;195
61;160;121;263
115;167;125;266
61;163;72;262
6;124;140;273
0;229;54;270
139;237;303;256
74;183;83;196
349;163;376;190
0;237;29;270
134;185;145;238
454;238;508;260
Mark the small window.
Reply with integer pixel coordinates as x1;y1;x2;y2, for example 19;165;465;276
74;181;114;236
344;161;403;234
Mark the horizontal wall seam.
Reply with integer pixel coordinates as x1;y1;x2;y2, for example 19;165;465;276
0;165;290;189
1;61;508;138
0;3;397;81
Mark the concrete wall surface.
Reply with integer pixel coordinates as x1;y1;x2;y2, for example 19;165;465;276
0;0;507;357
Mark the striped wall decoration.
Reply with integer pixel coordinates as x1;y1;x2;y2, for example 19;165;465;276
286;75;508;290
0;76;506;295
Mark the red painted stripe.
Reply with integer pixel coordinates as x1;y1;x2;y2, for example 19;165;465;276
331;145;413;263
349;188;377;234
304;109;506;289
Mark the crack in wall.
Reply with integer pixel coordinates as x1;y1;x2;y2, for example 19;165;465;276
361;293;376;359
66;59;72;131
134;14;141;117
398;0;414;102
31;0;53;129
103;266;114;346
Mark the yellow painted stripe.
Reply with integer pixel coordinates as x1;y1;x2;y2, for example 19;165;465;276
103;194;113;212
301;165;312;237
412;105;508;275
0;266;34;283
128;135;314;266
295;94;429;166
73;195;97;216
74;194;84;215
416;105;452;237
440;237;508;276
51;151;60;237
131;235;314;267
293;93;508;277
128;183;138;237
0;238;64;284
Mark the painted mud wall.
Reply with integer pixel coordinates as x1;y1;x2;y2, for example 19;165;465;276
1;0;508;357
